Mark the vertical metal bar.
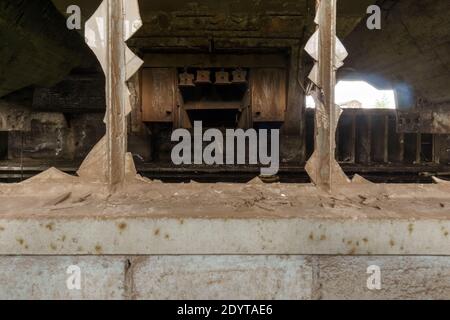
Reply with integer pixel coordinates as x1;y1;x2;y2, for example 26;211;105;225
350;112;356;163
367;115;372;165
327;1;338;188
416;133;421;164
335;121;340;160
415;133;422;164
433;134;440;164
283;45;304;143
315;0;337;190
20;132;24;181
106;0;127;190
399;132;405;163
384;114;389;163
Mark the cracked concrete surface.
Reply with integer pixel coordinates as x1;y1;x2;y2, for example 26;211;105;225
1;255;450;300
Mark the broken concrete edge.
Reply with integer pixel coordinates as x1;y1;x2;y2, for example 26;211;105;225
76;136;139;184
0;162;149;201
16;157;141;182
433;176;450;185
0;215;449;255
4;165;448;198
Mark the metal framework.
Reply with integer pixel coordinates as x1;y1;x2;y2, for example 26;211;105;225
82;0;348;193
305;0;350;191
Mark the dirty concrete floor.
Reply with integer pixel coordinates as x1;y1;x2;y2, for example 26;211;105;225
0;168;449;220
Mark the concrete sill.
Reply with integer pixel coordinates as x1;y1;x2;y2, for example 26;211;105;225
1;177;449;256
1;215;450;255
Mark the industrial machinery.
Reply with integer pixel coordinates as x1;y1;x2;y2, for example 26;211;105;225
1;0;450;183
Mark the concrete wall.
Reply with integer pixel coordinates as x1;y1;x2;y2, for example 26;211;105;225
1;255;449;300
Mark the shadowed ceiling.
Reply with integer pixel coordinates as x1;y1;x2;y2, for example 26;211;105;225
1;0;449;110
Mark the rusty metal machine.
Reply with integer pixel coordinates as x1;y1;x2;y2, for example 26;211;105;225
140;54;287;129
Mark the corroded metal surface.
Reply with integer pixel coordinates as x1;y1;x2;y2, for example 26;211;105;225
305;0;350;191
78;0;143;190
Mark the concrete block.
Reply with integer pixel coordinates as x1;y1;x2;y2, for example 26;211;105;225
130;255;314;300
0;256;126;300
318;256;450;300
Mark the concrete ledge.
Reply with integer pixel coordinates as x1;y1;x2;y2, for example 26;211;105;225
0;216;449;255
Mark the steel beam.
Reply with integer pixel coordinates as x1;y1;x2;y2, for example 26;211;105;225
306;0;349;191
105;0;127;190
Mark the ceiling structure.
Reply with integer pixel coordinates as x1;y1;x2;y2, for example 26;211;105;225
1;0;449;111
342;0;450;109
0;0;91;97
0;0;373;98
